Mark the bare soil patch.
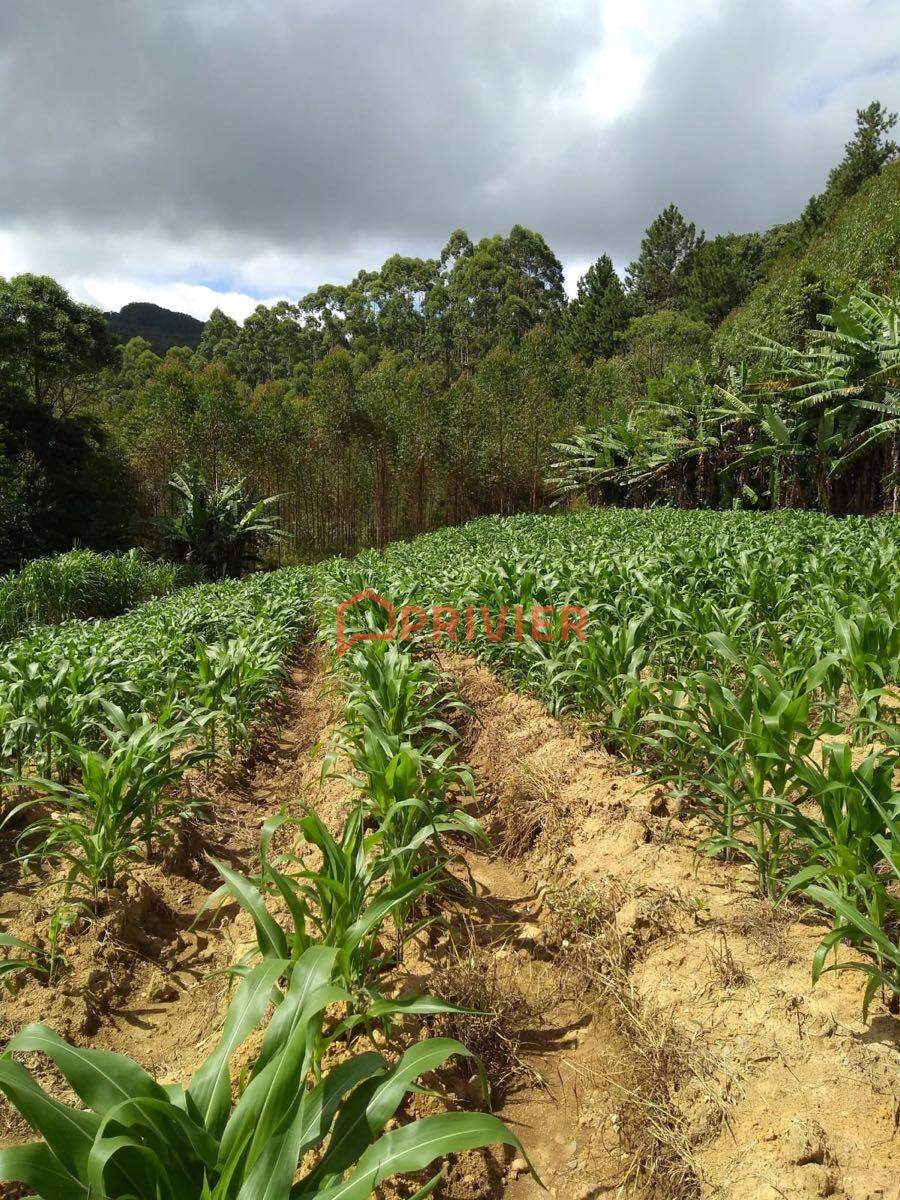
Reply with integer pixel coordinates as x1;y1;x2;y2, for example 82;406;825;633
442;652;900;1200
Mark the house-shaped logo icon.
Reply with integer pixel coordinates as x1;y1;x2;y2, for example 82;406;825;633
335;588;396;655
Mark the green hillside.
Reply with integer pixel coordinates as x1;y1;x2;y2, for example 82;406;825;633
717;161;900;360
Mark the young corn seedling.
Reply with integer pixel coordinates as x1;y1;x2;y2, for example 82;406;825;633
331;641;482;872
532;612;657;754
0;567;309;788
0;947;535;1199
806;875;900;1019
339;642;464;751
648;660;819;895
7;713;209;903
780;744;900;909
778;746;900;1017
190;631;286;760
1;650;116;783
833;608;900;736
209;806;445;999
0;933;52;990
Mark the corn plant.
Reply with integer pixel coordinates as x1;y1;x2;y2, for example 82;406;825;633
0;566;310;782
833;608;900;733
310;507;900;1018
529;612;656;753
0;933;51;989
190;632;287;759
0;948;533;1199
331;642;482;872
647;662;826;894
781;745;900;904
209;807;444;998
806;878;900;1019
6;713;210;901
774;746;900;1016
339;643;465;750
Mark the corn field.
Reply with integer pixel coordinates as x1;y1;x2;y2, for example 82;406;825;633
2;507;900;1197
316;508;900;1018
0;559;534;1196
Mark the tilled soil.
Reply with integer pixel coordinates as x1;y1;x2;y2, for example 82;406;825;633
442;651;900;1200
2;649;899;1200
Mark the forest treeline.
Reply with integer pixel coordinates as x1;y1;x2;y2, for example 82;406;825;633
1;102;898;568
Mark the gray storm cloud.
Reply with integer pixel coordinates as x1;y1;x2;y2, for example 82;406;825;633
1;0;899;313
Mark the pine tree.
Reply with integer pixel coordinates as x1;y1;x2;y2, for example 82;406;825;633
824;100;898;211
565;254;630;362
625;204;703;313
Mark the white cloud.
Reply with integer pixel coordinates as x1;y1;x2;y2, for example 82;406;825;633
75;278;286;322
576;0;720;124
0;0;898;321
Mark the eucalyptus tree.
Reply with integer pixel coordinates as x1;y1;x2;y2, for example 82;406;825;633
0;274;112;411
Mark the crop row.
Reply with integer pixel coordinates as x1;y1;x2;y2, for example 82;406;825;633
316;508;900;1017
0;568;311;940
0;629;527;1198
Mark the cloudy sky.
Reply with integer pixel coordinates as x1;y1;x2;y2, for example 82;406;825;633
1;0;898;321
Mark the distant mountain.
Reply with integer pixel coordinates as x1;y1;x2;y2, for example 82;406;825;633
105;302;205;355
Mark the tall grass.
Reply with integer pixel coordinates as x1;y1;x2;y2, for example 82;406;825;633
0;549;188;641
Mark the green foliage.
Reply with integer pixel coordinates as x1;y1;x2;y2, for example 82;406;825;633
328;642;481;866
0;549;185;640
0;932;53;988
822;100;898;218
317;506;900;1018
682;234;764;326
552;285;900;513
211;805;443;1000
0;380;135;569
5;105;900;562
0;949;528;1199
565;254;631;363
0;566;310;905
754;288;900;510
625;203;703;312
618;309;713;383
433;225;566;366
158;465;286;578
8;710;210;901
0;274;112;407
717;158;900;361
209;634;483;1005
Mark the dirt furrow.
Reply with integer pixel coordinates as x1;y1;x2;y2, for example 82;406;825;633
0;649;331;1143
441;651;900;1200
